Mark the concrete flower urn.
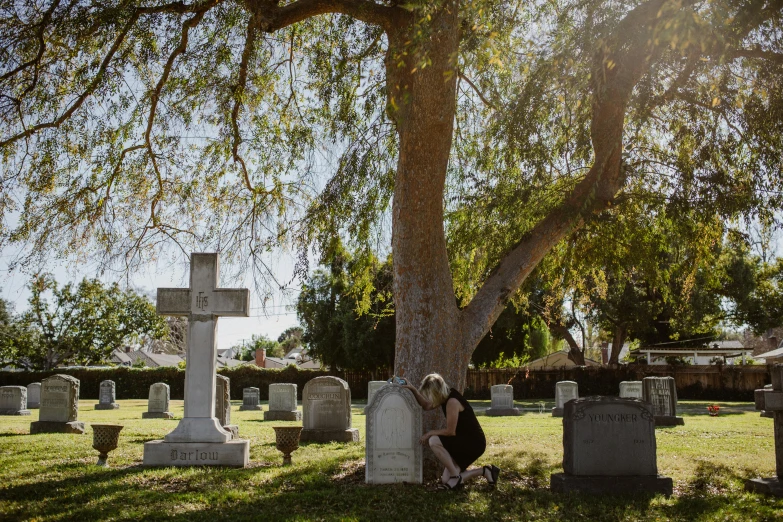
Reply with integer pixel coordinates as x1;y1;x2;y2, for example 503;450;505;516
92;424;124;466
273;426;303;466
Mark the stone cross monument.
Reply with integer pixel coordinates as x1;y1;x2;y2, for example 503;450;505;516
746;364;783;496
143;253;250;467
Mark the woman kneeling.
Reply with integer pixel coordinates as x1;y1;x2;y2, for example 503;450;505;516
404;373;500;490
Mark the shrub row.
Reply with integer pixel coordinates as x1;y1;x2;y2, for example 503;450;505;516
0;366;347;401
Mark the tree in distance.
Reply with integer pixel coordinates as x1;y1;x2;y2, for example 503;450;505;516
1;1;782;390
0;276;166;370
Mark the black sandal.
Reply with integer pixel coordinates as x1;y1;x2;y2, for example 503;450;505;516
484;465;500;487
436;474;463;491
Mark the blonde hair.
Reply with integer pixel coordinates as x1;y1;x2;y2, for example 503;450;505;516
419;373;451;407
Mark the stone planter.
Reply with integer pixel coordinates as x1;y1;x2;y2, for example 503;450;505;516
92;424;124;467
273;426;303;466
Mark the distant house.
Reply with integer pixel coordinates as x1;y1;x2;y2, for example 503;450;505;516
755;342;783;365
254;346;322;370
111;349;184;368
631;340;752;365
525;350;601;369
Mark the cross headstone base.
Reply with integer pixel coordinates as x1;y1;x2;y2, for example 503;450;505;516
95;403;120;410
164;417;232;443
143;440;249;467
30;420;85;434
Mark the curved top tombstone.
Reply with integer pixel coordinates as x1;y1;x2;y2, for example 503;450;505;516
302;376;352;431
365;384;423;484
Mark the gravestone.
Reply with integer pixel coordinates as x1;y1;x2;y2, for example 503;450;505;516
30;374;85;434
486;384;519;416
365;384;423;484
550;396;672;495
95;380;120;410
239;387;262;411
142;383;174;419
27;383;41;409
762;384;774;419
552;381;578;417
143;253;250;467
364;381;388;414
0;386;31;415
215;374;238;438
300;376;359;442
619;381;643;399
642;377;684;426
264;383;301;421
746;365;783;496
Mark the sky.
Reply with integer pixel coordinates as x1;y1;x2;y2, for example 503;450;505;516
0;249;301;350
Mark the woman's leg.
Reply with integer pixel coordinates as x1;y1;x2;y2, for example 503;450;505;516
429;436;461;486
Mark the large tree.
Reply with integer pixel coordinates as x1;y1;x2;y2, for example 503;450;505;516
1;0;782;392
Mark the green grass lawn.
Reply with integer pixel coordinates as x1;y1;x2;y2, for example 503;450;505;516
0;400;781;521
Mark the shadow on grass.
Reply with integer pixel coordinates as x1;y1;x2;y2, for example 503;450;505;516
2;454;779;522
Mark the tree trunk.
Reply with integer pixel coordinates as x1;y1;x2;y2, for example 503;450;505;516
388;3;464;392
609;324;627;366
551;324;586;366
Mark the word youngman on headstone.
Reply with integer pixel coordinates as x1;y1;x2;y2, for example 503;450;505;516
365;384;422;484
30;374;85;434
550;396;672;495
143;253;250;467
301;376;359;443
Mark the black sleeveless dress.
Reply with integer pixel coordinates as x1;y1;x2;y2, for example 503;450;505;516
439;388;486;471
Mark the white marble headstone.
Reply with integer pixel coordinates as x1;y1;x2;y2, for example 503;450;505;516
26;383;41;409
148;383;170;413
619;381;643;399
365;384;422;484
553;381;578;417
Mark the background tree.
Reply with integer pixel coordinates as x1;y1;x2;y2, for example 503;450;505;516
233;334;284;360
1;0;782;394
2;276;166;370
277;326;305;355
297;243;394;372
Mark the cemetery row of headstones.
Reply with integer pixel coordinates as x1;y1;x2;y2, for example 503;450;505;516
3;256;778;496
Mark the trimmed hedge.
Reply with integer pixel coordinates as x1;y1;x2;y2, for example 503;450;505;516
0;366;362;401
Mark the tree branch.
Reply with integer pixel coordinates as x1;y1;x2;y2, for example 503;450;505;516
257;0;404;33
728;46;783;64
232;14;261;193
460;0;671;352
